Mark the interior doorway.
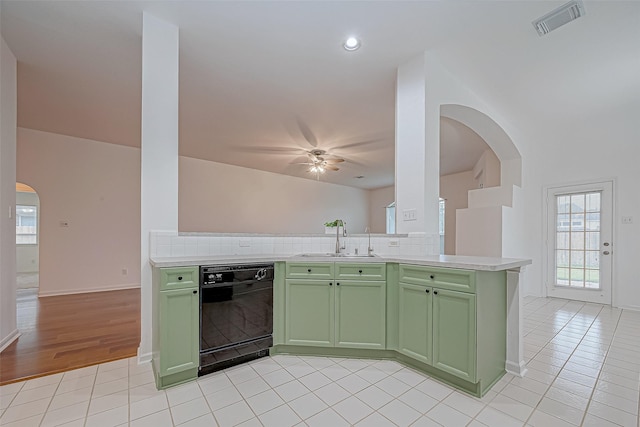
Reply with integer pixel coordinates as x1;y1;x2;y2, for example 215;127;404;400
16;183;39;292
545;180;614;304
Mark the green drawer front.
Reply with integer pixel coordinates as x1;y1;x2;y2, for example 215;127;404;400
160;266;199;291
399;265;476;293
335;263;386;281
286;262;334;279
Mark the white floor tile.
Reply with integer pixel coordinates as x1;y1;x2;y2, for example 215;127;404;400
212;401;254;427
378;398;421;426
355;385;394;410
298;371;332;391
48;387;92;411
335;373;370;394
166;381;203;407
171;396;211;425
130;408;174;427
258;404;302;427
537;397;585;425
11;383;57;406
235;377;270;399
204;386;243;411
288;392;327;419
245;389;285;416
587;400;638;426
40;401;89;427
0;397;50;424
85;405;129;427
442;391;484;417
375;375;412;397
129;393;169;421
178;413;219;427
397;388;438;414
305;408;349;427
313;382;350;406
273;380;310;403
414;378;453;401
261;368;295;388
489;393;534;422
22;372;63;391
424;402;471;427
332;395;374;424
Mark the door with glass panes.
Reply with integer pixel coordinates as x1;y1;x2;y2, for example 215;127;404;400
546;181;613;304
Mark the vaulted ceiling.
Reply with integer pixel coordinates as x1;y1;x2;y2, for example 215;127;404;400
2;1;638;189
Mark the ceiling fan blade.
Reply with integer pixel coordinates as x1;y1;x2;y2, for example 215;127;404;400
296;118;318;148
333;138;389;150
231;145;304;154
324;158;345;164
325;165;340;171
290;155;310;164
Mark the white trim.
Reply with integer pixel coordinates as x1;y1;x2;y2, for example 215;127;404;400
137;348;153;364
0;329;20;352
38;284;140;297
506;360;528;378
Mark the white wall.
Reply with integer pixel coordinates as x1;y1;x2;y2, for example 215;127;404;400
16;128;141;296
16;191;39;274
440;170;475;255
473;149;501;189
368;186;394;234
179;156;370;234
518;111;640;310
0;36;18;351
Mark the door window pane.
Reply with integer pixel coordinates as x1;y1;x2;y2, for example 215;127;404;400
554;191;602;290
16;205;37;245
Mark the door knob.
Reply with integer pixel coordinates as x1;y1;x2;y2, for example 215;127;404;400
603;251;610;255
603;242;610;246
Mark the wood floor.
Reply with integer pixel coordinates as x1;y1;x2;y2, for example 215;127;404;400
0;288;140;385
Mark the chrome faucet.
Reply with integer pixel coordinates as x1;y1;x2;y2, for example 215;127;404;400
335;220;346;254
365;226;374;256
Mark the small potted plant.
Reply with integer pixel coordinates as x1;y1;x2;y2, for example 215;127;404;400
324;219;343;234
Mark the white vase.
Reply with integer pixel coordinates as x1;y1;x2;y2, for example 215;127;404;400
325;226;337;234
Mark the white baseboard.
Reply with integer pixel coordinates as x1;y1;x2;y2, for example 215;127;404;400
0;329;21;353
506;360;528;378
137;349;153;365
38;284;140;297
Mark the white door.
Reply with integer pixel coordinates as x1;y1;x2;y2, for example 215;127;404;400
546;181;613;304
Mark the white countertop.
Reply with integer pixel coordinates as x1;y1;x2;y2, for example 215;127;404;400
150;254;531;271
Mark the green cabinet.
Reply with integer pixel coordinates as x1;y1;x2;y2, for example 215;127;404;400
152;266;200;389
397;264;505;395
398;282;432;365
284;262;386;350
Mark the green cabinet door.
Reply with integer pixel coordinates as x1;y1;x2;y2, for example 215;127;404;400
432;288;477;382
398;282;432;365
335;280;386;349
285;279;335;347
159;287;199;377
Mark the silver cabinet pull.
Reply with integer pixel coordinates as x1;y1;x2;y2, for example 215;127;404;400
603;251;610;255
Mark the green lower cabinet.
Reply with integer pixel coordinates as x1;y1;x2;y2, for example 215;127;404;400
285;279;335;347
159;287;200;377
432;288;477;383
335;280;386;349
398;282;432;364
284;275;386;349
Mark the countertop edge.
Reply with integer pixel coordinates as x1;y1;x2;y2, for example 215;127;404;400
150;255;532;271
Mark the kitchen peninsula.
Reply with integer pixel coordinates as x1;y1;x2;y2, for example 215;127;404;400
150;246;530;398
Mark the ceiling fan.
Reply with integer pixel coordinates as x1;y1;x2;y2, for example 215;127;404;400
295;149;345;178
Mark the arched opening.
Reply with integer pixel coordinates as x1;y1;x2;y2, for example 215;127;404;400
15;183;40;292
440;104;523;258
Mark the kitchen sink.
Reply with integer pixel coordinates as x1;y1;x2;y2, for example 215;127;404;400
295;253;379;258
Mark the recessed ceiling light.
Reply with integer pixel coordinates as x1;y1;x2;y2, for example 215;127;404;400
343;37;361;51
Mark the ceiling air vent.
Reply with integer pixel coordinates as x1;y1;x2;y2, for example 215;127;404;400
533;0;586;36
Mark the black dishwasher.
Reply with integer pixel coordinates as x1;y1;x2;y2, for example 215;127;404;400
199;263;273;376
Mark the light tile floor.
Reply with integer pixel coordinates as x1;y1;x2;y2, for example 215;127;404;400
1;296;639;426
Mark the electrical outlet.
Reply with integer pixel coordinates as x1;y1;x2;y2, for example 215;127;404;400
621;216;633;224
122;268;128;275
239;238;251;247
388;240;399;247
402;209;417;221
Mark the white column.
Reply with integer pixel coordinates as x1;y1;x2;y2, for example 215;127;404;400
0;37;19;352
395;53;439;237
138;13;179;362
506;267;528;377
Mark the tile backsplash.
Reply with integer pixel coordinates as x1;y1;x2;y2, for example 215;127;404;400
150;231;440;258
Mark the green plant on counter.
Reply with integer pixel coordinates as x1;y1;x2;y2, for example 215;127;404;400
324;219;344;227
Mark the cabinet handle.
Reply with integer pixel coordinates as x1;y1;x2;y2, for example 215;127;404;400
429;275;434;279
178;276;183;281
193;290;197;294
329;282;333;286
425;289;430;294
337;282;340;286
308;269;312;273
433;290;438;295
358;270;363;274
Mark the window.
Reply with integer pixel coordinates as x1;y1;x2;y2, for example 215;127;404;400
16;205;37;244
439;198;445;254
386;202;396;234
